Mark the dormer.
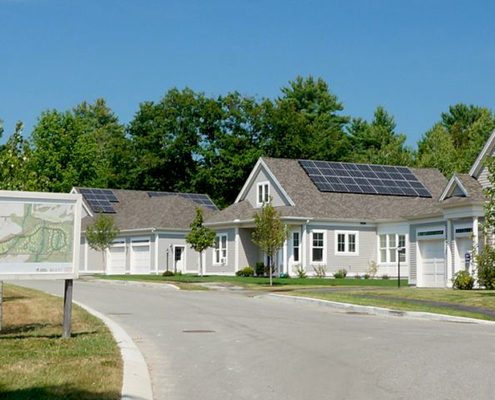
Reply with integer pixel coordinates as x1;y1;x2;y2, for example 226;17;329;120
236;158;295;208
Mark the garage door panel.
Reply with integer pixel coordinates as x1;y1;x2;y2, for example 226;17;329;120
108;246;126;275
418;239;445;288
131;243;150;274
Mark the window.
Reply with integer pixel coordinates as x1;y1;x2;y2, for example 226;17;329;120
214;234;227;265
417;230;444;237
335;231;358;255
293;232;300;262
312;231;325;262
379;234;407;263
257;182;269;205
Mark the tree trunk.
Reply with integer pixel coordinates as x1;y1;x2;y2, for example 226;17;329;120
199;251;203;277
269;256;273;287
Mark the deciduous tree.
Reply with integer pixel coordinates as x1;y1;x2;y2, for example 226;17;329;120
186;208;216;277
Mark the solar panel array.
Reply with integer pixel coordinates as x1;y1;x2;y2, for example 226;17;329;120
148;191;218;210
299;160;432;198
79;188;119;213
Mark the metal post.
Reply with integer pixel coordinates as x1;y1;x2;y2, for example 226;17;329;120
0;280;3;332
166;248;169;272
397;248;405;288
63;279;73;338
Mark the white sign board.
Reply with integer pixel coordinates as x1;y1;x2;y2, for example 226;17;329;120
0;190;82;280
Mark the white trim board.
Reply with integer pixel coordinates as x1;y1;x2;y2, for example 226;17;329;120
469;127;495;177
439;175;469;201
234;158;295;206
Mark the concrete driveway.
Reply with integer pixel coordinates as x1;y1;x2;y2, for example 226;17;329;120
17;280;495;400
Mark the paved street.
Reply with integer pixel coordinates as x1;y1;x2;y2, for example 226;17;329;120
17;280;495;400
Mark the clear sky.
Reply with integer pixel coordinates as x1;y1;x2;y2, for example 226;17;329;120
1;0;494;146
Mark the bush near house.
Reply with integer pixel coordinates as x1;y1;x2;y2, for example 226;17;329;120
255;262;265;276
236;267;255;277
476;244;495;289
452;270;474;290
334;269;347;279
163;270;174;277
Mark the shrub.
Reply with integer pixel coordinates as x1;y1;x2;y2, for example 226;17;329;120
279;273;289;279
381;274;390;280
255;262;265;277
162;270;174;277
312;264;327;278
452;270;474;290
354;274;361;280
334;269;347;279
367;261;379;278
294;264;306;278
476;244;495;289
364;274;370;280
236;267;254;277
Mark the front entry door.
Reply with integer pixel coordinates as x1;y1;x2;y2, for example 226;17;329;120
174;246;185;273
288;230;301;274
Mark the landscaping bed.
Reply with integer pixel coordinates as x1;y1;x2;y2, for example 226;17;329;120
0;284;122;400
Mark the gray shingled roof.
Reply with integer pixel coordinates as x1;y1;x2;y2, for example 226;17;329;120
439;173;486;205
76;188;218;231
207;157;450;223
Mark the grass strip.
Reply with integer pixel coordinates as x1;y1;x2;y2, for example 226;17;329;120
0;284;122;400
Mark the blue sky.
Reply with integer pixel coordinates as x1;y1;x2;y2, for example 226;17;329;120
1;0;494;146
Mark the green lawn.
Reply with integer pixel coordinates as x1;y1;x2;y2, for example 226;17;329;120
100;273;408;288
288;288;495;321
0;284;122;400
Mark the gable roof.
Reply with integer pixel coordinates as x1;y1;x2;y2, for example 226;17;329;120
469;127;495;178
440;173;486;202
74;187;218;232
207;157;449;224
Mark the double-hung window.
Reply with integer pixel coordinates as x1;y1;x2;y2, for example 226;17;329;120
311;231;325;263
293;232;300;263
335;231;358;255
214;234;227;265
379;234;406;263
257;182;270;206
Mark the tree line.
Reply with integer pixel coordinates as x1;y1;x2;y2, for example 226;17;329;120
0;76;494;209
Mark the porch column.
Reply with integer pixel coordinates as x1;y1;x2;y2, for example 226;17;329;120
473;217;479;280
283;238;288;276
235;226;239;273
302;224;307;271
446;219;453;287
154;233;159;275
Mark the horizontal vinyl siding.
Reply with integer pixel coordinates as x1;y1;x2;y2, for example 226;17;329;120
305;225;377;275
238;228;258;269
245;167;289;208
205;228;236;274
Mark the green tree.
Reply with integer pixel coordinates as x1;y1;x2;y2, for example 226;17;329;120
86;214;120;273
0;122;42;191
185;208;216;277
347;106;413;166
126;88;205;193
252;199;288;286
264;76;350;161
417;104;495;176
30;99;127;192
194;92;267;208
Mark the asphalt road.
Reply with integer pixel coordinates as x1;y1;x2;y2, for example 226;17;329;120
17;280;495;400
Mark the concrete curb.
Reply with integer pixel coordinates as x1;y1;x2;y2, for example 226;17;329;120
94;279;180;291
75;300;154;400
266;293;495;326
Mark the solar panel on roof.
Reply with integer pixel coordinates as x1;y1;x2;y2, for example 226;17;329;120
79;188;119;213
299;160;432;198
147;191;218;210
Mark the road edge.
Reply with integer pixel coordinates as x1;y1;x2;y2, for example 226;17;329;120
266;293;495;325
94;278;181;291
74;300;154;400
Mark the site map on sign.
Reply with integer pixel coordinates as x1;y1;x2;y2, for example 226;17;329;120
0;203;74;263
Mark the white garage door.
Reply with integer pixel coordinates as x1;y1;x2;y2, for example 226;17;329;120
107;246;126;275
419;239;445;287
131;239;151;274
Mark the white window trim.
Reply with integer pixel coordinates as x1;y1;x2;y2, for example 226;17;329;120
311;229;326;264
292;230;301;264
213;233;228;265
416;226;445;241
256;181;270;207
379;233;408;264
335;230;359;256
